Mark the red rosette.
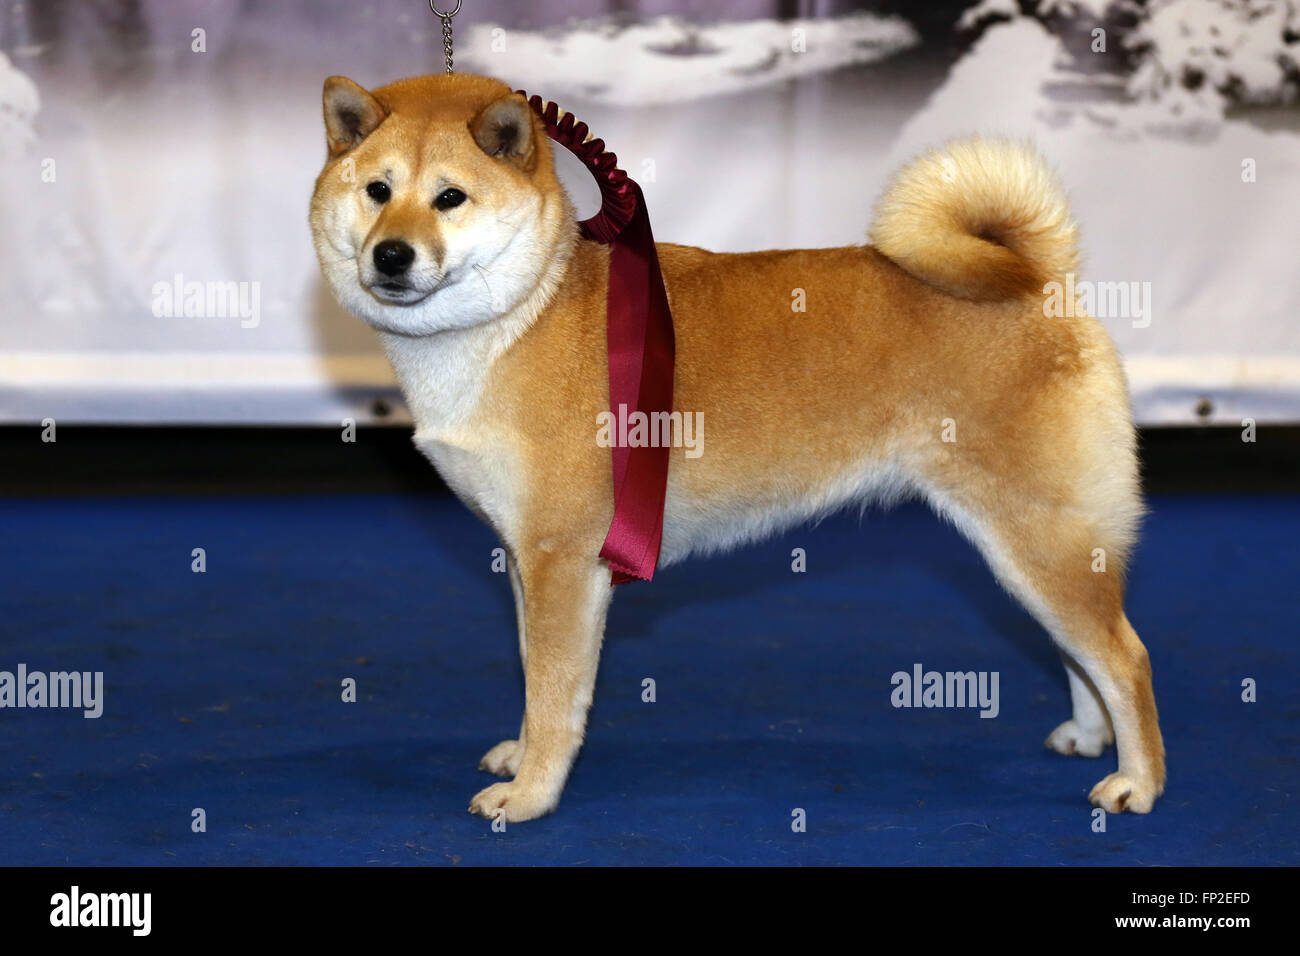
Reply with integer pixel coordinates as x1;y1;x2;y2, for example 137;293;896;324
517;91;676;586
518;91;637;243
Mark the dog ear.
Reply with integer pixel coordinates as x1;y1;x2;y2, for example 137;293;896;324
469;94;536;171
322;76;388;157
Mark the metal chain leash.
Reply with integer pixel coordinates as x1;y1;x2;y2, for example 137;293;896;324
429;0;461;73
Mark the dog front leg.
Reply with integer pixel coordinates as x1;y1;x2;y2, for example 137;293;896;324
478;558;528;777
468;553;613;822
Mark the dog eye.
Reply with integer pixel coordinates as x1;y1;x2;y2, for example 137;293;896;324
366;181;391;204
434;188;467;211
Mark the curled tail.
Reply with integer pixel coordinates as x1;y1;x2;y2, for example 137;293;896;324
868;137;1079;301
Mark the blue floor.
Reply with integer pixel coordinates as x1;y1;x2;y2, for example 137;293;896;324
0;492;1296;866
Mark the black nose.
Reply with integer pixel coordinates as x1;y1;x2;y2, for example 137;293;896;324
373;239;415;276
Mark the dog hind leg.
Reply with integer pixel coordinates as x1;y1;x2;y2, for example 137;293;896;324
926;482;1165;813
1045;650;1115;757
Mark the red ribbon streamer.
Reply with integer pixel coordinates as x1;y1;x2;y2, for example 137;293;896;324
520;93;676;585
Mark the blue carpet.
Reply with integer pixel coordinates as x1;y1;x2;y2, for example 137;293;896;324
0;492;1295;866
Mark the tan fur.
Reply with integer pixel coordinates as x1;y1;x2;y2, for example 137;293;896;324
311;73;1165;822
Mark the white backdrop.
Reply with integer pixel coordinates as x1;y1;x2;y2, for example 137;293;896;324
1;1;1297;426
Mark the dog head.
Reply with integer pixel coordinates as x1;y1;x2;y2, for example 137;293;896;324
310;73;571;336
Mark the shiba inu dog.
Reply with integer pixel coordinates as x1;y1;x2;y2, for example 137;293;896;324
309;72;1165;822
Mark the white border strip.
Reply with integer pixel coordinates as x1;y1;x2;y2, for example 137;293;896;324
0;351;397;388
0;351;1297;425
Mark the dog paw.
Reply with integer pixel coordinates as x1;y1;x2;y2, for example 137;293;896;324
478;739;524;777
468;780;557;823
1046;719;1113;757
1089;772;1161;814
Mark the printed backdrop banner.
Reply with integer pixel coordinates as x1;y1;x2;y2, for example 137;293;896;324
1;0;1297;425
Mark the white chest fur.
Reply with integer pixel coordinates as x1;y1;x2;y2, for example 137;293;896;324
379;318;527;544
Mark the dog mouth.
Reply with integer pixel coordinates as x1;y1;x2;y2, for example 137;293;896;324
364;279;434;307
